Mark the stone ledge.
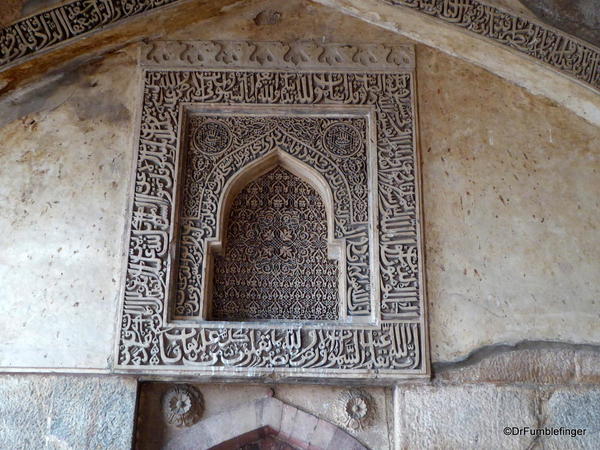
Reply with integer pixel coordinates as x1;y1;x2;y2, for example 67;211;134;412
433;342;600;385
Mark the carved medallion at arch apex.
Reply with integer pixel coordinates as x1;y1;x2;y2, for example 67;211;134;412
117;40;429;380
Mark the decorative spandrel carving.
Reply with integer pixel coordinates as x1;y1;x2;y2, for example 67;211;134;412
336;390;376;431
192;120;232;154
212;167;339;321
162;385;203;428
117;40;429;381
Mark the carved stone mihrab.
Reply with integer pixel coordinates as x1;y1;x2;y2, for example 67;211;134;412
116;40;428;381
175;115;370;319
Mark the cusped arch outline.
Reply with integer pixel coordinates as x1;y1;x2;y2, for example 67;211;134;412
202;149;347;320
197;130;357;232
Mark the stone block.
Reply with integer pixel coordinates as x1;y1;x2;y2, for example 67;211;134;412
259;397;283;432
216;399;259;440
394;384;537;449
289;409;318;448
308;419;338;449
0;374;137;449
326;428;366;450
279;403;299;439
541;388;600;450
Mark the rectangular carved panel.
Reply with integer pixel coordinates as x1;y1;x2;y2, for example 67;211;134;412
116;41;429;381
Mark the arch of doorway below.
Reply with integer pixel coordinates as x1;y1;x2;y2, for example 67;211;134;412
161;396;367;450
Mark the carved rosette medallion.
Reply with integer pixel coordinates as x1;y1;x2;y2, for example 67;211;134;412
192;120;232;154
162;385;204;427
116;40;429;381
323;123;362;157
337;390;376;431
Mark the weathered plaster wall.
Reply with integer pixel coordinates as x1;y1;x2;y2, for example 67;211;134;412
1;0;598;371
0;49;138;369
418;45;600;362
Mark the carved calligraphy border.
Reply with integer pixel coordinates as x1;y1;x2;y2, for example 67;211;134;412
115;40;429;381
1;1;599;93
382;0;599;90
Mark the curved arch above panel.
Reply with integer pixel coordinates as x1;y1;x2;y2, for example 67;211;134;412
2;0;599;95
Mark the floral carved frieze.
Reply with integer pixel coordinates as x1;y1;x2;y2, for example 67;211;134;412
116;40;428;380
140;40;415;71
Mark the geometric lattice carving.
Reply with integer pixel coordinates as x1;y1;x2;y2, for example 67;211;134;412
117;40;429;381
212;167;339;321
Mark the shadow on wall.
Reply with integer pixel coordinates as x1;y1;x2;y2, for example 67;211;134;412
521;0;600;47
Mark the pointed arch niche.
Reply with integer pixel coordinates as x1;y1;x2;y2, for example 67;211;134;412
118;49;429;379
204;150;346;322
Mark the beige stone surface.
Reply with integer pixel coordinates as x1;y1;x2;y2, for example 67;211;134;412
434;344;600;385
394;383;600;450
0;0;598;370
0;49;138;368
417;45;600;362
312;0;600;127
